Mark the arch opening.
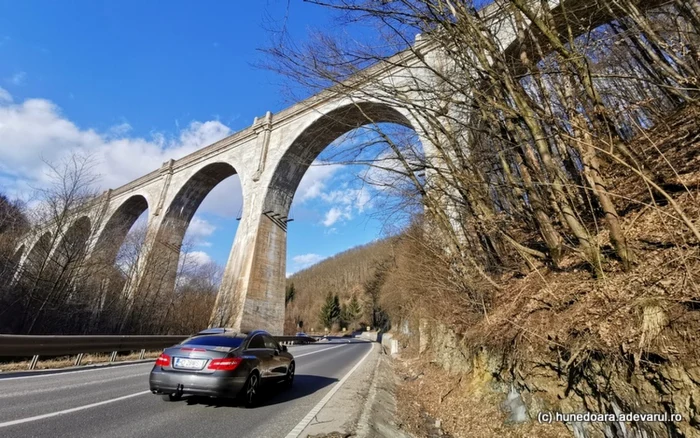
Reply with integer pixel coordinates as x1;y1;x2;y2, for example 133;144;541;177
49;216;92;284
24;232;53;277
265;102;415;215
126;161;242;334
84;196;151;331
268;101;424;334
93;195;149;269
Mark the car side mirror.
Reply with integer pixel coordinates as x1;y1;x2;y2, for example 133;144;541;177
281;345;288;352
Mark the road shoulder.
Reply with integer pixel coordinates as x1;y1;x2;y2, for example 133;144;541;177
300;341;413;438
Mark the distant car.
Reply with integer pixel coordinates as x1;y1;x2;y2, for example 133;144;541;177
149;329;295;407
295;332;307;337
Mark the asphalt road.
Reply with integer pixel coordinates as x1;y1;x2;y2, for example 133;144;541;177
0;339;372;438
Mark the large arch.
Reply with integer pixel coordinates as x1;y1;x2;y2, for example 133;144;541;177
51;216;92;275
221;100;418;334
9;244;25;270
21;231;53;281
264;101;414;215
92;194;149;268
132;161;240;307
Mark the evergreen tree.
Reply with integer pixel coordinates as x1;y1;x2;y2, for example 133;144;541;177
340;303;349;328
285;282;296;307
346;296;362;329
318;292;340;329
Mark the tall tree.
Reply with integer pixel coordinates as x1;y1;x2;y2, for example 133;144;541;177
319;292;341;329
285;282;296;307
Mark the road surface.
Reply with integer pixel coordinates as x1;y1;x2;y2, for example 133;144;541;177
0;338;372;438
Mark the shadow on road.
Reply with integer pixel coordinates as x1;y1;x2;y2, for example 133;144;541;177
180;374;338;408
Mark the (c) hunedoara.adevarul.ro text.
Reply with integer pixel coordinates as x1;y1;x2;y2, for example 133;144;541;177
537;411;683;424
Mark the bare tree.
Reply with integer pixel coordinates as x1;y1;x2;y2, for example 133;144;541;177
263;0;699;287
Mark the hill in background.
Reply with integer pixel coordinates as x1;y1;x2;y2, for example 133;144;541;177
284;237;397;334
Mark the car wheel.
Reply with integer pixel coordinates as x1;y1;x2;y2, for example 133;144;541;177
162;393;181;402
284;361;295;388
243;372;260;408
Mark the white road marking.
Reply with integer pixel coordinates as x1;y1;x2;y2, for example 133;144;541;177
0;373;144;399
0;390;151;429
294;344;347;358
0;361;153;381
0;344;317;382
0;343;340;384
285;343;375;438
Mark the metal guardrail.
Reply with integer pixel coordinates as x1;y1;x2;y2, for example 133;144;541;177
0;334;317;370
274;335;317;346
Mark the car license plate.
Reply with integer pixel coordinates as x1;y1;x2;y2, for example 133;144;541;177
173;357;205;370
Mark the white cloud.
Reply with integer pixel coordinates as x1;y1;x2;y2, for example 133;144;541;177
198;177;242;218
9;71;26;85
293;161;375;228
355;186;372;212
0;87;12;103
322;207;343;227
184;217;216;246
108;122;132;137
188;250;214;267
0;89;234;207
362;149;416;193
321;186;373;213
296;163;341;203
176;250;217;288
292;253;323;266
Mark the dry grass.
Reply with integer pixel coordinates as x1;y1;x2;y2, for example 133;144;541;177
0;350;162;372
395;356;570;438
391;105;700;438
434;104;700;364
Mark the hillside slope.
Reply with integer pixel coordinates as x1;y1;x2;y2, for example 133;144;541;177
284;237;396;334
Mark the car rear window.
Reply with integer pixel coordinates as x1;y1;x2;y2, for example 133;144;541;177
182;336;244;348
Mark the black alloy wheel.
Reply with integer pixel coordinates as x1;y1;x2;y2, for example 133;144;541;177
243;372;259;408
285;361;295;387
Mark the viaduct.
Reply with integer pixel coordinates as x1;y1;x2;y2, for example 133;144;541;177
11;0;659;334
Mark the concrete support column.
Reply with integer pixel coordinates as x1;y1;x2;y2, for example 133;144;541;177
238;213;286;333
210;197;288;335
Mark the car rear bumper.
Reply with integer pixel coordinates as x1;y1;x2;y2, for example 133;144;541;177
149;369;247;398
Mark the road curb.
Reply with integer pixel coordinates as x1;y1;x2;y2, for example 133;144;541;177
287;342;377;438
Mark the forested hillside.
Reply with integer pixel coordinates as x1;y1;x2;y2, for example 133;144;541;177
283;237;396;334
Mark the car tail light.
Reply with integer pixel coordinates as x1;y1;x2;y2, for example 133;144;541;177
208;357;242;371
155;353;171;367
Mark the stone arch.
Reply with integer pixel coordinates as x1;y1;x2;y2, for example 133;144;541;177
7;244;25;284
135;161;240;299
217;101;418;333
159;162;239;249
23;231;53;278
92;194;149;267
264;101;414;214
10;244;25;267
52;216;92;271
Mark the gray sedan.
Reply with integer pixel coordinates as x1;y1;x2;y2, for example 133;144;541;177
149;329;295;407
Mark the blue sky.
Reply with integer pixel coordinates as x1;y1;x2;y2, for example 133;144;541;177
0;1;407;275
